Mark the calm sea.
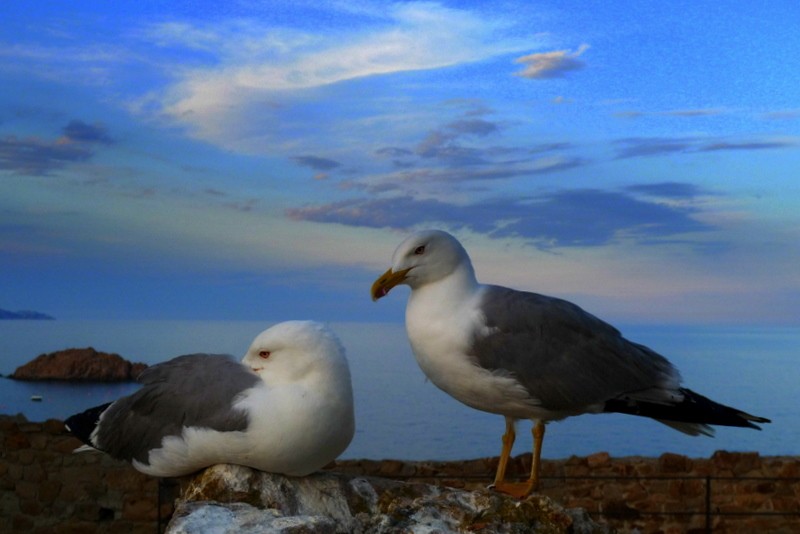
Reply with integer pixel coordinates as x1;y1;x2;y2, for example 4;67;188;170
0;320;795;461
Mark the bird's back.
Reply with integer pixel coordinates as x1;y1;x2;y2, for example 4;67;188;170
469;285;680;414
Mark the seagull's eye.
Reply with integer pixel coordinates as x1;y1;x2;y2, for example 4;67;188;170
414;245;426;255
259;351;270;359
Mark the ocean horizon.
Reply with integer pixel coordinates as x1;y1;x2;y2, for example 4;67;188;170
0;320;795;461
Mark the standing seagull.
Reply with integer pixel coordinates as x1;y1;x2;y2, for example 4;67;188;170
65;321;355;478
371;229;769;498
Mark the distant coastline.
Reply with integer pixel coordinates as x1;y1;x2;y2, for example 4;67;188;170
0;308;55;320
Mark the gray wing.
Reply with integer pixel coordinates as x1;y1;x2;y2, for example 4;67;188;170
470;285;678;412
95;353;260;464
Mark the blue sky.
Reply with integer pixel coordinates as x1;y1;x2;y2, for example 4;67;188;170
2;1;799;324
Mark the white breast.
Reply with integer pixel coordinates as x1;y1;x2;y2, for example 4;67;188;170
406;284;541;420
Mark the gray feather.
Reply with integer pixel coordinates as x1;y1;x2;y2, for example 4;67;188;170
469;285;677;412
95;353;260;464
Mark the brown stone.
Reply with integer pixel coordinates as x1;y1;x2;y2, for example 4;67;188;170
777;459;800;478
622;483;648;502
43;419;66;435
0;417;21;431
587;451;611;467
58;482;89;502
52;435;84;455
53;522;105;534
11;514;35;531
711;450;763;474
658;452;691;473
16;480;39;500
106;468;150;493
603;499;641;519
18;498;42;515
17;449;35;465
38;480;62;504
23;463;46;483
122;497;157;521
74;502;101;521
5;431;31;450
771;496;800;512
565;455;588;466
6;463;23;481
378;459;414;477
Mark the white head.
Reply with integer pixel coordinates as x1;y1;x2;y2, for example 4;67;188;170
242;321;351;386
371;229;476;300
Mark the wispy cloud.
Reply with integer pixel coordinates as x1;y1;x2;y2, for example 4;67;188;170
0;136;91;176
614;137;695;159
287;184;713;248
761;109;800;120
62;120;113;144
614;108;726;119
291;155;342;171
626;182;708;199
614;136;796;159
346;154;585;194
0;119;113;176
153;3;540;147
514;43;589;79
335;108;584;199
698;140;796;152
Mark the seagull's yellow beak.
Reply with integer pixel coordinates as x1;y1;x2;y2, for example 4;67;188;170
371;268;411;301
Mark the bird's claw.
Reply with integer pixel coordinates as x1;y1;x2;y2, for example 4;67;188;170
491;480;537;499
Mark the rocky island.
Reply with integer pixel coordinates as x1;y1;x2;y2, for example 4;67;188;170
0;307;54;320
9;347;147;382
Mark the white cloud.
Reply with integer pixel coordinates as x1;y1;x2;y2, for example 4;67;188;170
149;2;541;149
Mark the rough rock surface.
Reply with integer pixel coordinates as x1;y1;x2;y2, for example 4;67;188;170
166;464;609;534
10;347;147;382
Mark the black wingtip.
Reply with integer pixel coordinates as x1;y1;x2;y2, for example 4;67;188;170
605;388;771;431
64;402;112;449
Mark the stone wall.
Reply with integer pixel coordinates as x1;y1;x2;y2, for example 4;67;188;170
334;452;800;533
2;414;798;533
0;415;168;534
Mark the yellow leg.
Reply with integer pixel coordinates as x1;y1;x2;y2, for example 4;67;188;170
529;420;545;492
492;419;545;499
492;416;516;486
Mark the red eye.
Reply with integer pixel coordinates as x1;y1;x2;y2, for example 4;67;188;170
259;350;270;359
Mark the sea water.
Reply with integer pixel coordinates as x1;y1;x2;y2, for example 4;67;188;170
0;320;795;461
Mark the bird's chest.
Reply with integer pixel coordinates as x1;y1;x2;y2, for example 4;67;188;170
405;295;486;397
405;290;541;417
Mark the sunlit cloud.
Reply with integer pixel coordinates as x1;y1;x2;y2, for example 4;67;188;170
153;3;540;148
514;43;589;79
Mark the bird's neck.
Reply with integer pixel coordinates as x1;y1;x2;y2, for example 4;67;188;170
407;264;480;318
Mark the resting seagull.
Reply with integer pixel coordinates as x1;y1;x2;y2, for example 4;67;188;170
371;229;769;498
65;321;355;478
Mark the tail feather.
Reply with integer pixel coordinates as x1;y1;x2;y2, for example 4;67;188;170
604;388;770;432
656;419;715;437
64;402;112;451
